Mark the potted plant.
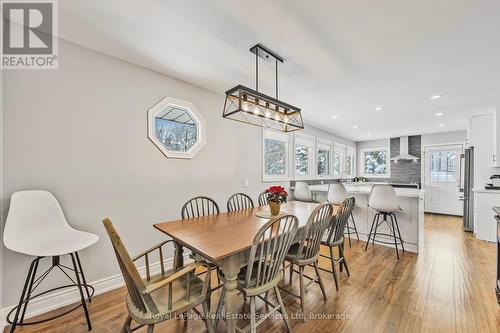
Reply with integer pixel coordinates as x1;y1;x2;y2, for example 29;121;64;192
265;186;288;216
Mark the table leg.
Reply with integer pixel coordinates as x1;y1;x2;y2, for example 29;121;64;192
221;255;241;333
173;242;184;270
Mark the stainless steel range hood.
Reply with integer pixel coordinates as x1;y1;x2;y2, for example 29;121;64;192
390;136;419;161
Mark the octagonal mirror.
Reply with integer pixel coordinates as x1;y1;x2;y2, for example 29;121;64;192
148;97;206;159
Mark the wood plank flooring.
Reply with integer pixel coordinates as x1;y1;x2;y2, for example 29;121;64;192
4;214;500;332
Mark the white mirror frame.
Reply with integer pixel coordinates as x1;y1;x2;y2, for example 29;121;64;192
148;97;206;159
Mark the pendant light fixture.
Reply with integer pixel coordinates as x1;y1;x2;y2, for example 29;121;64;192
223;44;304;132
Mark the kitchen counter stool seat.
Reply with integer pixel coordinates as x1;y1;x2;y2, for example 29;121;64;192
3;190;98;333
327;183;359;246
364;185;405;259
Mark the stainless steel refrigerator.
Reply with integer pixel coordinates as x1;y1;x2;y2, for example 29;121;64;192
462;147;474;232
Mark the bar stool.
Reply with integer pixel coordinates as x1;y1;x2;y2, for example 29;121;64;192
3;190;98;332
327;183;359;246
364;185;405;259
293;182;314;202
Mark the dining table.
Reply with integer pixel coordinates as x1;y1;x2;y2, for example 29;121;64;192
154;200;336;333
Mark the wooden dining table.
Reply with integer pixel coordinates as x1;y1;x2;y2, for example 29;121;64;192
154;201;335;333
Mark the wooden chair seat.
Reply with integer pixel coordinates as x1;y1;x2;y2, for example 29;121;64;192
218;261;281;295
126;271;206;325
285;243;320;265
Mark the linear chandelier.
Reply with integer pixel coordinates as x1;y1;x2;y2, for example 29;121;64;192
223;44;304;132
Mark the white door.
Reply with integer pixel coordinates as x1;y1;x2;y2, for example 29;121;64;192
423;144;464;216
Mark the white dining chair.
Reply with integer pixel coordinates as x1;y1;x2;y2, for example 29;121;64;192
3;190;98;332
327;183;359;246
293;182;314;202
365;185;405;259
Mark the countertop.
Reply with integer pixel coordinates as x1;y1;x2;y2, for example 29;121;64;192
307;184;425;198
473;188;500;194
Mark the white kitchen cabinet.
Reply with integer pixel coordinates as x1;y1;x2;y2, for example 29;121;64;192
467;113;495;187
473;189;500;242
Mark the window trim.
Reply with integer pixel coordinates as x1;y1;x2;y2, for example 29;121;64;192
262;129;291;182
345;146;357;178
147;97;206;159
294;133;315;180
360;147;391;178
316;138;333;178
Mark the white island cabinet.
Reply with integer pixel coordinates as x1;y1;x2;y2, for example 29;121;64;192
304;183;425;253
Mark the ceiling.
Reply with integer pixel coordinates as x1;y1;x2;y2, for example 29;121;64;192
58;0;500;141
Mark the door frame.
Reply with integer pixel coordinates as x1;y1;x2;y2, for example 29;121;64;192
422;142;465;215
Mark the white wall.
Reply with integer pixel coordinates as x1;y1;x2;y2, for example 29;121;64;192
1;39;354;312
421;130;466;146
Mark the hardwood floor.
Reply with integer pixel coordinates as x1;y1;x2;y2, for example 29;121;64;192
4;214;500;332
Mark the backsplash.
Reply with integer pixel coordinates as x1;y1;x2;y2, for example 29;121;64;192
390;135;421;184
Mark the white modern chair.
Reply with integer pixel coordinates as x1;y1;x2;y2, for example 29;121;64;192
293;181;314;202
3;190;98;332
365;185;405;259
327;183;359;246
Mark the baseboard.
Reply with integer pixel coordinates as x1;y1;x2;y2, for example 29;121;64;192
0;254;192;330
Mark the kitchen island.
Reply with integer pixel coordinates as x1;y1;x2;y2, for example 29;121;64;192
303;183;425;253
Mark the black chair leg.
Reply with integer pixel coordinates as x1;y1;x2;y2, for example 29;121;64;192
70;253;92;330
393;214;405;252
10;257;40;333
75;252;92;302
372;213;381;247
19;258;40;323
389;214;400;259
351;213;360;241
364;214;378;251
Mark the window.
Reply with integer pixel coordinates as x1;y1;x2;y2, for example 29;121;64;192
263;130;290;181
294;134;315;179
430;150;457;182
317;140;332;177
346;147;356;177
362;148;390;177
148;97;206;159
333;144;346;178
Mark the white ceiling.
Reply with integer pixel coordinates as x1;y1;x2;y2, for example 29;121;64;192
59;0;500;141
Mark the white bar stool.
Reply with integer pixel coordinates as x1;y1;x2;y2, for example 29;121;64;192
293;181;314;202
327;183;359;246
364;185;405;259
3;190;99;332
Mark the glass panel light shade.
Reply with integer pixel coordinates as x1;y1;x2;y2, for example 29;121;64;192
223;85;304;132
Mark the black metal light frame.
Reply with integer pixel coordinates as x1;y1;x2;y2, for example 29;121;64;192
223;44;304;132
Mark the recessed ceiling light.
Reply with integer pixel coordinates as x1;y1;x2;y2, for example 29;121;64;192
430;95;442;100
332;115;338;119
353;125;358;129
367;132;372;136
438;123;445;127
435;112;444;116
374;106;383;111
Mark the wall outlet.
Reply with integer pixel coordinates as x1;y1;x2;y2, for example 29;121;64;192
243;178;249;187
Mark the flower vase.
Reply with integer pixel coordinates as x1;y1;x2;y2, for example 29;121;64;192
269;201;281;216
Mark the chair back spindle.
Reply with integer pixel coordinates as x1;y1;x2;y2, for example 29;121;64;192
102;218;157;314
294;203;335;261
227;193;254;212
325;198;355;245
244;215;298;289
258;191;269;207
181;196;220;219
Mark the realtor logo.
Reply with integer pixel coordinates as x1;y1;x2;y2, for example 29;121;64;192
2;0;58;69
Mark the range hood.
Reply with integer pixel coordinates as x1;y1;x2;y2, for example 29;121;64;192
390;136;419;161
